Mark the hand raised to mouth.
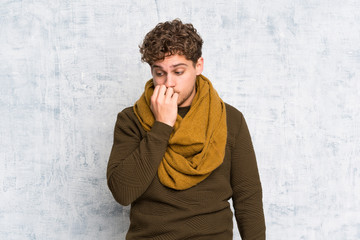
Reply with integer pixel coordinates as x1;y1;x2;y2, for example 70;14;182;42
150;85;179;127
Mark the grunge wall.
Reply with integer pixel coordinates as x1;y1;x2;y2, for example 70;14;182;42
1;1;359;239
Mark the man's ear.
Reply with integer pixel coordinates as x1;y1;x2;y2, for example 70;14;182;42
195;57;204;75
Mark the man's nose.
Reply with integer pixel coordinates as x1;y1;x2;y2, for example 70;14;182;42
165;74;175;88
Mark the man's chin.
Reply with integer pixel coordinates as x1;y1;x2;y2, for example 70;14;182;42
178;99;191;107
177;100;185;107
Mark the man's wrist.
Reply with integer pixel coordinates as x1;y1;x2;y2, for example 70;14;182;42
151;121;173;140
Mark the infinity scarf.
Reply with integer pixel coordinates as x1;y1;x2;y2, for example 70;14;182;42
133;74;227;190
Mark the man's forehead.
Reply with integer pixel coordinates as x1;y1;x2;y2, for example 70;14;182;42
151;54;193;68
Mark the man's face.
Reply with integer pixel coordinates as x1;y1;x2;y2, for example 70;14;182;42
151;54;204;107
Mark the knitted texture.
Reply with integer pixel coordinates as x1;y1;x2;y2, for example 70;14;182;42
133;75;227;190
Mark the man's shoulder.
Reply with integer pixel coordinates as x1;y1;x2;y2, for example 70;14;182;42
120;106;135;114
224;102;247;140
224;102;244;122
115;106;137;122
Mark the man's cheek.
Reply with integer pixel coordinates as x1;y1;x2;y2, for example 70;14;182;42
153;79;163;86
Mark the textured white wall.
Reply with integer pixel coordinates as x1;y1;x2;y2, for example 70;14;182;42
1;0;359;239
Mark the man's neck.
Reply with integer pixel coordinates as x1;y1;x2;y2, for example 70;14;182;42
178;106;191;118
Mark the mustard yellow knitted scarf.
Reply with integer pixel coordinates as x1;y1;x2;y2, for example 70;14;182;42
133;74;227;190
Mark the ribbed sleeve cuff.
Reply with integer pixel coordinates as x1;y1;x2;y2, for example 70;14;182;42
150;121;173;141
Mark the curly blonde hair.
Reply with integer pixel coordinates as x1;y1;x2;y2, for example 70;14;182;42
139;19;203;66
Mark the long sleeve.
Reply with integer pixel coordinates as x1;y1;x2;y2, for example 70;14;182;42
231;112;266;239
107;108;173;206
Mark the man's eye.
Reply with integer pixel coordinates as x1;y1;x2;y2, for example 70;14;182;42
175;71;183;75
156;72;164;76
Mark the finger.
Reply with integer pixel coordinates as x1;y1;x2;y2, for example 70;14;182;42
165;87;174;101
157;85;166;101
152;85;160;102
172;92;179;103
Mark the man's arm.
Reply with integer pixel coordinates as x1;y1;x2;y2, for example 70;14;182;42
231;112;266;239
107;85;178;206
107;110;173;206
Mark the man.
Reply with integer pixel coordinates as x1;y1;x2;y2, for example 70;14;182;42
107;19;266;239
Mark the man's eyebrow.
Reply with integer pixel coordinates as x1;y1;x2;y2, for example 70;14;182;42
152;64;162;69
152;63;188;69
172;63;188;68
